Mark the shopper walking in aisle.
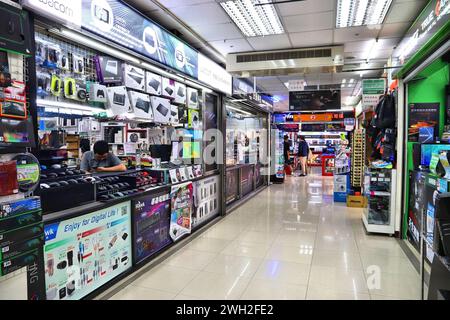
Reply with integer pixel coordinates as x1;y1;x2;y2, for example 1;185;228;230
297;136;309;176
283;135;292;175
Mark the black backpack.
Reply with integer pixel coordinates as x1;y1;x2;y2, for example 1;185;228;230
374;94;396;129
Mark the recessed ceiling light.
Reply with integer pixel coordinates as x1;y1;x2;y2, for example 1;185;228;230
336;0;393;28
342;79;346;84
349;78;355;84
221;0;285;37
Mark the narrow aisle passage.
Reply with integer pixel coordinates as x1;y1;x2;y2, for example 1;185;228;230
110;174;421;300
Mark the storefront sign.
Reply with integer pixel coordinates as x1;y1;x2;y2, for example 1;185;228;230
22;0;82;27
43;201;132;300
80;0;198;78
170;182;193;241
362;79;386;110
276;123;299;132
394;0;450;64
198;54;232;95
132;189;171;264
293;114;333;122
289;90;341;111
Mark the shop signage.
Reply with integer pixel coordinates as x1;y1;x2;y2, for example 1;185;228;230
198;54;232;95
289;90;341;111
276;123;299;132
288;80;305;91
293;114;333;122
408;102;440;142
42;201;132;300
22;0;82;27
395;0;450;64
362;78;386;110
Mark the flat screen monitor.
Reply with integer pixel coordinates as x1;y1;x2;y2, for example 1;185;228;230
0;117;36;148
182;141;200;159
421;144;450;166
149;144;172;162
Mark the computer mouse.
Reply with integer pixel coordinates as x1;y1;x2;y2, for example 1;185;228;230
51;164;61;169
116;192;124;197
48;173;58;178
58;172;67;176
66;170;74;175
67;179;78;184
40;183;50;189
99;195;109;201
49;182;61;188
59;181;69;186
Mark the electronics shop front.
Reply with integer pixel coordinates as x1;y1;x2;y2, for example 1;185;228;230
0;0;232;300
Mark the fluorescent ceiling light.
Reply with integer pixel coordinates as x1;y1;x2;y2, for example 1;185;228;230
341;79;346;84
349;78;355;84
220;0;284;37
227;105;252;115
336;0;393;28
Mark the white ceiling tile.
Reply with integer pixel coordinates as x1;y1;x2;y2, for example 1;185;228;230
385;1;427;24
283;12;334;33
289;29;333;47
193;23;242;41
124;0;160;12
247;34;292;51
344;38;400;53
380;22;412;38
334;26;381;43
208;38;253;55
170;3;230;26
278;0;334;17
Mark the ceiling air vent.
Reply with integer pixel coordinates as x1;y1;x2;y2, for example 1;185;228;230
227;46;344;77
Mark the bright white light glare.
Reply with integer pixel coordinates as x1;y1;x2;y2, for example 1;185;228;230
221;0;285;37
341;79;347;84
336;0;393;28
226;105;252;115
349;78;355;84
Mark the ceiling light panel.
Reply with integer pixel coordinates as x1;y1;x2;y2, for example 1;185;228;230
220;0;285;37
336;0;393;28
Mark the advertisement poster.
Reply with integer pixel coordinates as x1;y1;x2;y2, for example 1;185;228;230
226;169;238;204
362;79;386;110
81;0;198;78
43;201;132;300
240;165;254;197
289;90;341;111
193;175;220;228
170;182;193;241
132;189;171;264
408;103;440;142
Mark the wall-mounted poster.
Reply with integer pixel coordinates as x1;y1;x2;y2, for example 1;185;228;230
192;175;220;228
170;182;193;241
132;189;171;264
43;201;132;300
289;90;341;111
408;103;440;142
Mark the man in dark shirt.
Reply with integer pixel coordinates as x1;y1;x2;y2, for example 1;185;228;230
297;136;309;176
80;140;126;172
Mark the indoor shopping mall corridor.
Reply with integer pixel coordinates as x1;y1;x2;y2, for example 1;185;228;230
108;174;421;300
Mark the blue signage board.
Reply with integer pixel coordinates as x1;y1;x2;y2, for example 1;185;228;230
81;0;198;78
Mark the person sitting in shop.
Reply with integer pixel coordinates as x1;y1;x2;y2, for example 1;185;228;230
80;140;126;172
297;136;310;177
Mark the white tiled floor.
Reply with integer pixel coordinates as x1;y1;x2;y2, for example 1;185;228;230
110;174;421;300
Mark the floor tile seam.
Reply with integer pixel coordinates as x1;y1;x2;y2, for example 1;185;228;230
236;256;265;300
128;283;182;296
305;215;321;299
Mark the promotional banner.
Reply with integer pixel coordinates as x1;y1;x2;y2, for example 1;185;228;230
289;90;341;111
192;175;220;228
408;103;440;142
43;201;132;300
226;169;239;204
132;189;171;264
170;182;193;241
198;54;232;95
80;0;198;78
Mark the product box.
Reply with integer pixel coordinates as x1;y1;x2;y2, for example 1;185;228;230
89;83;107;103
346;195;367;208
0;222;44;248
146;71;162;95
148;168;170;184
170;105;179;126
0;197;41;219
106;86;131;116
0;211;42;234
124;64;145;91
174;82;186;104
0;249;39;276
438;178;450;193
161;77;175;99
151;96;171;124
95;55;123;84
0;235;43;262
128;91;153;120
187;87;199;109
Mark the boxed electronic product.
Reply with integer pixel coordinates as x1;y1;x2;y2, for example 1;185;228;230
170;105;179;125
187;87;199;109
347;195;367;208
50;74;61;96
128;91;153;120
0;221;43;248
63;78;87;102
89;83;107;103
162;77;175;99
124;64;145;91
72;54;84;74
174;82;186;104
0;249;39;276
146;71;162;95
151;96;171;124
0;210;42;234
95;55;123;84
0;235;43;262
0;197;41;219
106;86;131;116
188;109;200;129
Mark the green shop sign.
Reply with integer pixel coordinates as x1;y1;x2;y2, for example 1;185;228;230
362;79;386;95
